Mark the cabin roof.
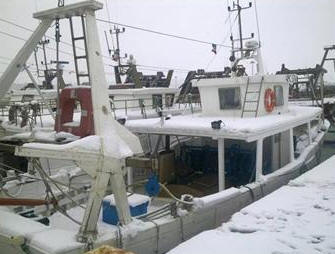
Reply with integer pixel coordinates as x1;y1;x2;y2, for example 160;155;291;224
108;87;179;96
194;74;288;88
126;106;322;142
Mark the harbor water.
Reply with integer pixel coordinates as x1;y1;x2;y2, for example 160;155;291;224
321;125;335;162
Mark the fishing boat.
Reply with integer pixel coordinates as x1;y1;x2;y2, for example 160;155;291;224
277;46;335;124
0;1;329;254
0;16;198;138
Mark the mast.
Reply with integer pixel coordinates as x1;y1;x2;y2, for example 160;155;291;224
237;0;243;50
228;1;253;61
109;26;126;69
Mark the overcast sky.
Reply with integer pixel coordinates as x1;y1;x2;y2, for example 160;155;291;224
0;0;334;86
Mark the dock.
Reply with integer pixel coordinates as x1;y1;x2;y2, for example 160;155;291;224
168;155;335;254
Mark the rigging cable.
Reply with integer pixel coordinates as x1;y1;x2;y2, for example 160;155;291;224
204;12;239;70
96;18;231;48
0;17;87;54
0;23;193;76
0;29;189;74
104;0;116;51
254;0;261;44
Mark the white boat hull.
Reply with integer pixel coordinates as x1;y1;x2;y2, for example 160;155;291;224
0;128;326;254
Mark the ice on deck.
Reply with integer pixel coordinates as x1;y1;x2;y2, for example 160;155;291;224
126;106;321;141
168;155;335;254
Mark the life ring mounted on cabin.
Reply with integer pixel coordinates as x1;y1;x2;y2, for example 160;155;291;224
55;87;94;137
264;88;276;113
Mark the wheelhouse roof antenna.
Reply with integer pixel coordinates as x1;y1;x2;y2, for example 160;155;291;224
228;0;253;62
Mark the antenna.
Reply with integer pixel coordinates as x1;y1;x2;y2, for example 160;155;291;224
228;0;253;61
110;26;126;67
38;38;50;71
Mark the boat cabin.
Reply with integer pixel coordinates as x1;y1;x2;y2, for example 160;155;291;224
197;74;288;117
126;73;323;195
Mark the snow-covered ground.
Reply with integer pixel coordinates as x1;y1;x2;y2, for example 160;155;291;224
168;155;335;254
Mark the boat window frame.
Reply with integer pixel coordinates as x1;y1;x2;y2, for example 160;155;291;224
152;94;163;109
165;93;175;107
218;87;241;110
274;85;284;106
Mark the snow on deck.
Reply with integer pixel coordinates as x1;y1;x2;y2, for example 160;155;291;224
289;97;335;107
168;155;335;254
126;106;321;141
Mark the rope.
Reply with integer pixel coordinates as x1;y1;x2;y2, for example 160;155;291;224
159;183;193;205
34;159;86;209
0;161;83;192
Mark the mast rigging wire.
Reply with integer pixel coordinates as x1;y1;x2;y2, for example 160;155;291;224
96;18;231;48
0;28;192;74
204;12;239;70
254;0;261;44
104;0;116;51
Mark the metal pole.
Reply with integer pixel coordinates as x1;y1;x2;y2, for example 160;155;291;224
115;28;122;67
218;138;225;191
55;18;61;131
42;40;49;71
237;0;243;50
289;128;294;162
321;73;325;122
256;138;263;181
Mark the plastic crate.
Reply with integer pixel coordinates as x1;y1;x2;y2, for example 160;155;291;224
102;193;150;225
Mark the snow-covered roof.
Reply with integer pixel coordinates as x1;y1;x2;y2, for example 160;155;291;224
194;74;288;88
109;87;179;96
126;106;322;142
168;155;335;254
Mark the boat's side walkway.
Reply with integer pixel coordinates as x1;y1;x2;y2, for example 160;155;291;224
168;155;335;254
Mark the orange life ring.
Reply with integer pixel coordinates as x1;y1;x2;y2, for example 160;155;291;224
264;88;276;113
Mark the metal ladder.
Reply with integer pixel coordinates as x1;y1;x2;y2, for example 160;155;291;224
69;16;90;86
241;76;264;118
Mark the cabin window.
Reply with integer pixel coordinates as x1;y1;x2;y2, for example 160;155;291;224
218;87;241;109
293;123;309;158
274;86;284;106
165;94;175;107
310;118;321;142
21;94;35;103
152;94;163;109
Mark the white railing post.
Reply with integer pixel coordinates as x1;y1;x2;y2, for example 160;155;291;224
256;138;263;181
218;138;225;191
289;128;295;162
